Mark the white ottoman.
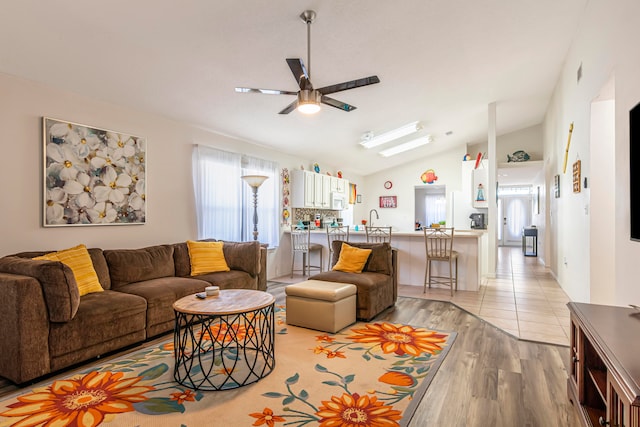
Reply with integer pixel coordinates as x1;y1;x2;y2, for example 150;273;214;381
285;280;357;333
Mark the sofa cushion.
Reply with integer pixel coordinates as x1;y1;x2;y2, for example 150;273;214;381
331;241;392;275
332;243;372;273
187;240;230;275
48;290;147;359
105;245;175;289
220;241;261;276
192;270;257;290
309;270;394;321
0;256;80;322
114;277;209;336
33;244;103;296
173;240;260;277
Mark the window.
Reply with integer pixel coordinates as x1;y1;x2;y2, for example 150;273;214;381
192;145;279;247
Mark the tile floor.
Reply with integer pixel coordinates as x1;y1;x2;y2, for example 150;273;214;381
274;246;571;346
399;246;571;345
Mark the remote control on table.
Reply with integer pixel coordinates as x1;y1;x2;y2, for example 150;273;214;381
195;292;206;299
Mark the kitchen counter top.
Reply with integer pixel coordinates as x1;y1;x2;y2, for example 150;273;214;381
282;226;488;291
296;228;485;238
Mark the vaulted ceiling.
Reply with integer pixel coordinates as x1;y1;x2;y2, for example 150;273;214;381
0;0;587;175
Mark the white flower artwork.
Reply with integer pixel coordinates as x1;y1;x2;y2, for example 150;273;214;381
43;118;146;226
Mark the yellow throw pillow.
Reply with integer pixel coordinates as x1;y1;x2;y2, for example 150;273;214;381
34;244;104;296
187;240;230;276
332;243;372;273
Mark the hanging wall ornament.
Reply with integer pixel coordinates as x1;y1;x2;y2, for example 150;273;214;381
281;168;291;225
420;169;438;184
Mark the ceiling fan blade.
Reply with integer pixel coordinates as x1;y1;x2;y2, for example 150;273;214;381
235;87;298;96
321;95;356;112
286;58;312;90
278;99;299;114
318;75;380;95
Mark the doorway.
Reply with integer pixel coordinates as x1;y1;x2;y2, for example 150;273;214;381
498;187;532;246
414;185;446;229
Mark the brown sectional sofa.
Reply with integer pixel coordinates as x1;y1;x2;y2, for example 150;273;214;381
0;240;266;384
309;241;397;321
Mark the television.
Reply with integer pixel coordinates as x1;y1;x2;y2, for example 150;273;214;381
631;102;640;240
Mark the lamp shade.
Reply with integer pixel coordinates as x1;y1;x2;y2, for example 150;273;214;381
241;175;268;188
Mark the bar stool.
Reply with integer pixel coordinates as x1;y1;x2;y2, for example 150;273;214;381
423;227;458;296
326;225;350;270
365;226;392;243
290;226;323;277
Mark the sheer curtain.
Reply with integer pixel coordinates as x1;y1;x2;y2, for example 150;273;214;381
192;145;242;241
424;193;447;226
242;155;279;247
192;145;280;247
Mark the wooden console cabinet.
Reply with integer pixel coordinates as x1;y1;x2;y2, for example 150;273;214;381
568;302;640;426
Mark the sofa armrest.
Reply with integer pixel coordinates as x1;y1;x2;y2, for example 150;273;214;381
0;273;51;383
0;256;80;322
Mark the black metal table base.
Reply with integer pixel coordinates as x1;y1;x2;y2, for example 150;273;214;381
173;303;275;391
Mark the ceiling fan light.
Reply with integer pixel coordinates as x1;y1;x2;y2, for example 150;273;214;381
298;102;321;114
360;121;422;148
297;90;321;114
379;135;433;157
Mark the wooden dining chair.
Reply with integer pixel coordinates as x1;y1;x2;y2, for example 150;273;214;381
423;227;458;296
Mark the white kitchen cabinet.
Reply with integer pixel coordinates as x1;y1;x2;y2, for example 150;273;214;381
320;174;331;208
291;170;348;209
291;170;315;208
330;176;346;194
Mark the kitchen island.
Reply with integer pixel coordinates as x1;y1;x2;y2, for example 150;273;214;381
282;228;487;292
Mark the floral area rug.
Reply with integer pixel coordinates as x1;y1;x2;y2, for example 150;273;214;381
0;306;456;427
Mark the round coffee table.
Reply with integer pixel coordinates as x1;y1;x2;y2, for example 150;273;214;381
172;289;275;391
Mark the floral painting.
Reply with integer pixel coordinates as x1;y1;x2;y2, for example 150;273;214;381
43;118;146;226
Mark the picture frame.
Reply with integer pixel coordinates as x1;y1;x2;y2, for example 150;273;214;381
349;183;357;204
572;160;581;193
379;195;397;208
43;117;146;226
554;174;560;198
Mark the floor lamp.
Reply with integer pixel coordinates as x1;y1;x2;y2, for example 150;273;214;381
241;175;268;241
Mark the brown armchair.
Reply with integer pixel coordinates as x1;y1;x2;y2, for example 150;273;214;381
309;241;397;321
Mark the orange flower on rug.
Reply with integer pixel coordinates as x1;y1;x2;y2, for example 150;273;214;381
251;321;455;427
0;308;455;427
0;371;153;427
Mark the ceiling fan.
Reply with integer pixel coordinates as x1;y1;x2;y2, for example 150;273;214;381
235;10;380;115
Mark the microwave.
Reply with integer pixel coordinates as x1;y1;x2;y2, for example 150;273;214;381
330;192;346;210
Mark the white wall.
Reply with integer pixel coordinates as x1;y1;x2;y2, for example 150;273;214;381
543;0;640;305
496;125;543;163
0;72;365;280
589;98;615;304
467;124;543;163
360;146;466;231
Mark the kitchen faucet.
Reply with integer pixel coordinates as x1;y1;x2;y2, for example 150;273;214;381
369;209;379;227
